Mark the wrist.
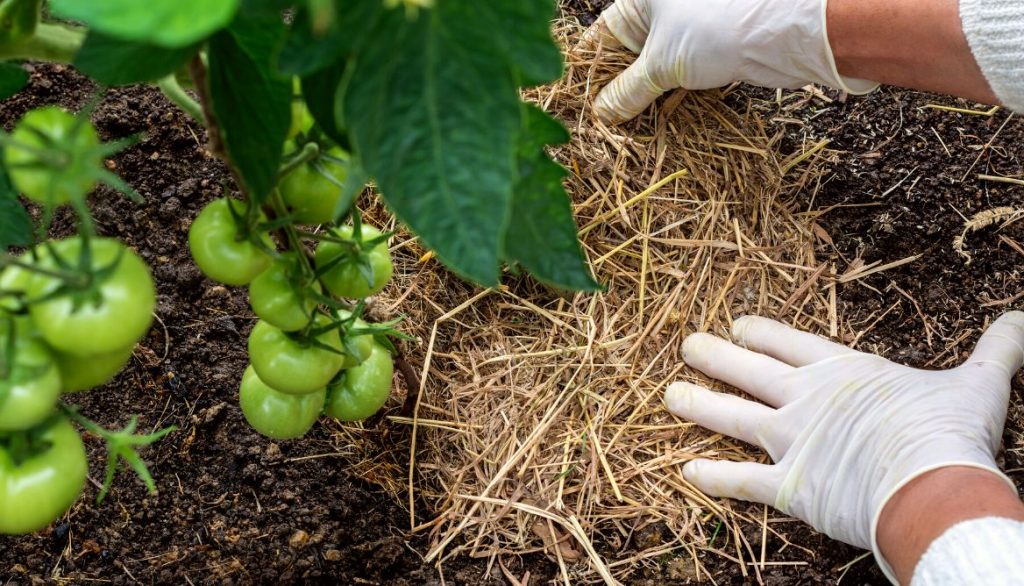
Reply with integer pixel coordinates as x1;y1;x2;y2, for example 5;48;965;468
826;0;998;104
876;466;1024;585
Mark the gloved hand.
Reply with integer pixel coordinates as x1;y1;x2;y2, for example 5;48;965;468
590;0;879;124
665;312;1024;583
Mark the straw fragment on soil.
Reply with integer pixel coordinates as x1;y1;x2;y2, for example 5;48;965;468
365;18;842;585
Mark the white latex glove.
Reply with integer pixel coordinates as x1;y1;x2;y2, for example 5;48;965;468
591;0;879;124
665;312;1024;583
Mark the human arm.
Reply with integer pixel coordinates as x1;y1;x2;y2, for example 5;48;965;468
592;0;1013;124
664;312;1024;583
878;466;1024;584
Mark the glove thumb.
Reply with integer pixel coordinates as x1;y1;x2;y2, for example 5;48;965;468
594;53;666;125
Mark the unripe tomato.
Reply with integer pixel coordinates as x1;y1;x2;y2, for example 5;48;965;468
2;106;100;206
0;335;62;432
248;315;345;395
54;344;134;393
325;342;393;421
0;417;87;535
0;260;34;312
27;237;155;356
279;147;350;225
314;225;393;299
239;365;324;440
188;198;274;286
248;254;321;332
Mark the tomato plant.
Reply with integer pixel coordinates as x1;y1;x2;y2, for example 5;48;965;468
0;417;87;535
239;365;325;440
325;342;394;421
188;198;273;286
0;0;605;536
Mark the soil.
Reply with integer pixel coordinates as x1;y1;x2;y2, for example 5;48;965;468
3;7;1024;586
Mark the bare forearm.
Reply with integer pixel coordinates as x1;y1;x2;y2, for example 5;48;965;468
877;466;1024;584
827;0;998;104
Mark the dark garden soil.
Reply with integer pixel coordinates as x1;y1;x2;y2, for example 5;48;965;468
3;9;1024;586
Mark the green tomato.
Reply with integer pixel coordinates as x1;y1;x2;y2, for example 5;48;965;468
279;147;350;225
325;343;393;421
27;237;155;357
248;255;321;332
0;259;34;312
0;336;61;432
0;417;87;535
248;316;345;395
188;198;274;286
2;106;100;206
314;225;393;299
337;310;373;369
239;365;324;440
54;344;134;393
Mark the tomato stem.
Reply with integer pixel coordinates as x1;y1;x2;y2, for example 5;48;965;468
0;22;83;63
0;253;88;287
278;142;320;180
156;74;205;125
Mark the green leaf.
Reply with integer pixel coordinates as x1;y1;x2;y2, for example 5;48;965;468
208;8;291;203
49;0;240;48
74;31;199;86
300;59;348;147
0;62;26;100
0;169;32;250
504;105;599;291
337;0;571;286
278;6;348;76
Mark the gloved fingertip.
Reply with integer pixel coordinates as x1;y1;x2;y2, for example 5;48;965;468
663;381;697;416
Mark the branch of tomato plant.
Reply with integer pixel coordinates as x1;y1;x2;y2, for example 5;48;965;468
0;22;82;63
59;403;176;503
156;75;205;125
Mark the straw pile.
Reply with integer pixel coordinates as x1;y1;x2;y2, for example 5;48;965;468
342;16;843;585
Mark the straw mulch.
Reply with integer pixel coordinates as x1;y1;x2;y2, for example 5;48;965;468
346;17;844;585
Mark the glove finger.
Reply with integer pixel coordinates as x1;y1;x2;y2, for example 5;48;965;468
682;332;797;406
683;459;780;506
965;310;1024;376
731;316;857;367
594;53;666;124
597;0;651;54
665;381;782;455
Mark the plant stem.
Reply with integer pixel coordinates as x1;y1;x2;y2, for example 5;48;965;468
0;254;86;285
157;75;205;124
0;22;83;63
278;142;320;180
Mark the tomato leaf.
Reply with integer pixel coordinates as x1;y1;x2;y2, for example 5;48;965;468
277;6;348;77
336;0;564;286
0;170;32;250
300;59;348;147
0;62;27;100
207;8;291;203
504;105;599;291
49;0;240;48
74;32;199;86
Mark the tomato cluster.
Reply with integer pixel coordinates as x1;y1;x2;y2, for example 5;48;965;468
188;100;398;440
0;107;162;535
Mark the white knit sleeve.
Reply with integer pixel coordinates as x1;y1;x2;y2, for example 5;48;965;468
959;0;1024;112
911;517;1024;585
